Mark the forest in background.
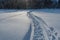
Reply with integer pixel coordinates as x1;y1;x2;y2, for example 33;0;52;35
0;0;60;9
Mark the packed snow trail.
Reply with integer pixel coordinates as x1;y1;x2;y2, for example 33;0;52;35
0;10;60;40
26;11;60;40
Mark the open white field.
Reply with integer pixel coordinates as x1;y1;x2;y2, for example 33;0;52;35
0;9;60;40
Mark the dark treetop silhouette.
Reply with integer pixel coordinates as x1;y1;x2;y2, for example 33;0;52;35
0;0;60;9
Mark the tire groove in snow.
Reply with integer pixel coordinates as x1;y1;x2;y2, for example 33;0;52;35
0;13;23;22
27;11;45;40
27;11;60;40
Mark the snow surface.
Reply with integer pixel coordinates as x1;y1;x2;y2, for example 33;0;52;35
0;11;30;40
0;9;60;40
32;9;60;34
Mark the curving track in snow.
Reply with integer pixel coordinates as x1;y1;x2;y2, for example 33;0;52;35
27;11;60;40
0;10;60;40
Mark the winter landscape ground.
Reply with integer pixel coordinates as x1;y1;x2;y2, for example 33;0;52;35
0;9;60;40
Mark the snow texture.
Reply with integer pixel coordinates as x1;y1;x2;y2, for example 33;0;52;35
0;9;60;40
26;11;60;40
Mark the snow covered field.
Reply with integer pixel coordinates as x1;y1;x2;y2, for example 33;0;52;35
0;9;60;40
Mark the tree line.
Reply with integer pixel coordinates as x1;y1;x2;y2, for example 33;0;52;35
0;0;60;9
0;0;27;9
